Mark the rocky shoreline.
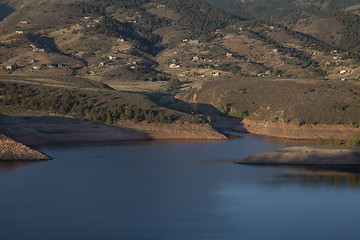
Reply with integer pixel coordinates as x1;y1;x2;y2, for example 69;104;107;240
0;134;52;161
236;146;360;165
238;118;360;140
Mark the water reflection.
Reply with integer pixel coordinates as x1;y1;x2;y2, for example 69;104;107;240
0;161;36;173
270;165;360;188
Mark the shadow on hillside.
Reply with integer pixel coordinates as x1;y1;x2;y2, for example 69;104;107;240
0;3;14;21
27;33;88;67
121;90;246;133
0;114;151;147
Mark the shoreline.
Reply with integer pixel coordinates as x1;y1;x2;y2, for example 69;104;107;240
236;118;360;140
0;134;52;161
236;146;360;165
1;117;228;147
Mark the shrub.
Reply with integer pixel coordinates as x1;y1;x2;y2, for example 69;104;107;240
316;137;325;146
330;136;341;146
269;117;277;123
292;118;301;127
167;78;182;91
345;134;360;147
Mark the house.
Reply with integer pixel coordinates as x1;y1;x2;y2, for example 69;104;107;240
20;21;29;24
182;39;188;42
99;62;105;67
226;53;232;57
5;66;12;70
341;78;347;82
32;66;40;70
108;56;116;60
189;40;200;44
169;63;180;69
15;30;24;34
340;70;347;74
38;48;45;52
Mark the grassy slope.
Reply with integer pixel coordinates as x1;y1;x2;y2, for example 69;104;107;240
188;77;360;126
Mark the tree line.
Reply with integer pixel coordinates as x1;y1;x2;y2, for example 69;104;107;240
0;83;177;124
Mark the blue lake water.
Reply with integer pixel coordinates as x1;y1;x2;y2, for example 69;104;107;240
0;134;359;240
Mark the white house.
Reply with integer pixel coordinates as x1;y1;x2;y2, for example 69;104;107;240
169;64;180;69
340;70;347;74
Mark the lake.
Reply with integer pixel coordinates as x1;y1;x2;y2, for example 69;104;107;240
0;134;359;240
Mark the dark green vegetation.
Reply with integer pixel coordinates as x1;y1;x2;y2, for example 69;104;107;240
156;0;238;38
0;82;205;124
189;78;360;126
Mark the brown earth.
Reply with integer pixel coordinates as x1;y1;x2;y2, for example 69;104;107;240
0;134;51;161
0;113;227;147
117;121;228;140
239;118;360;140
236;146;360;165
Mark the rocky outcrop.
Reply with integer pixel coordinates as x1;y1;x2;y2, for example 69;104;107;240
236;146;360;165
0;134;52;161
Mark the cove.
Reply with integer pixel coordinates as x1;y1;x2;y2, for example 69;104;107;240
0;134;359;240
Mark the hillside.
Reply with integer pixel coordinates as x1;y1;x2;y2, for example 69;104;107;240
0;0;360;142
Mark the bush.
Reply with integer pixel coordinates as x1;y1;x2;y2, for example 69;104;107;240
316;137;325;146
292;118;301;127
345;134;360;147
330;136;341;146
166;78;182;91
269;117;277;123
